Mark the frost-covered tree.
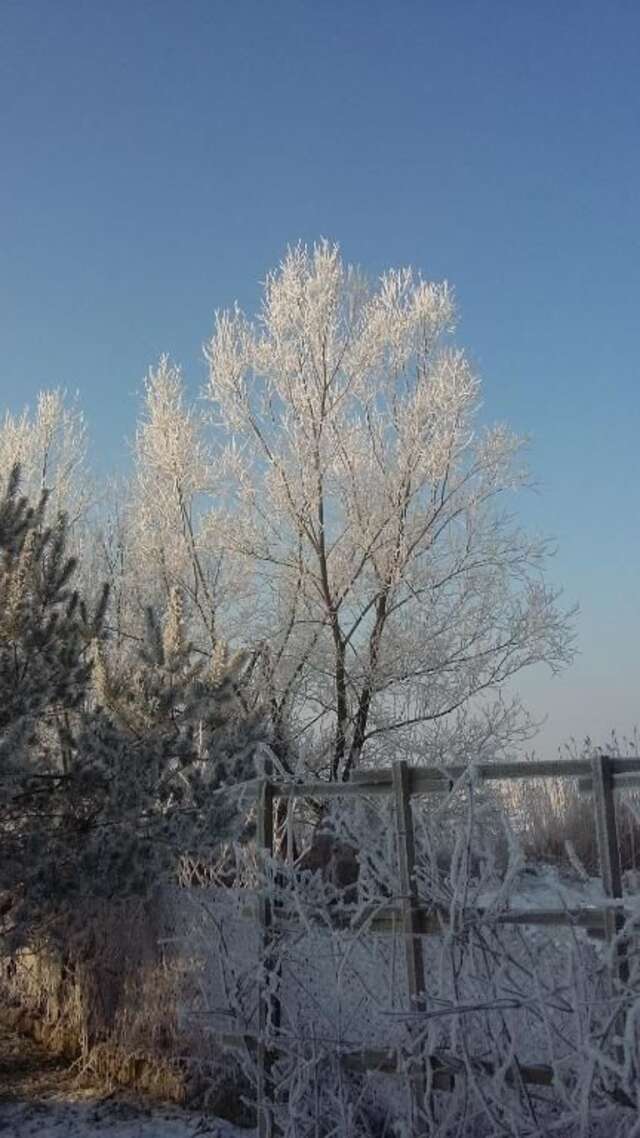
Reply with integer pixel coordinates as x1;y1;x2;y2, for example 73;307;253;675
0;465;105;766
0;243;577;789
0;390;91;530
0;389;98;619
205;241;575;780
127;357;250;651
88;474;133;651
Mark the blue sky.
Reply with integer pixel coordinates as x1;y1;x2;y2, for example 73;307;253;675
1;0;638;754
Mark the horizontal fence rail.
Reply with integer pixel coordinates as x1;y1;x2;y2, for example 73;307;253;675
198;1025;556;1094
270;757;640;800
237;896;627;937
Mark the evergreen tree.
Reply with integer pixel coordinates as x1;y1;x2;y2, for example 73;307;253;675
0;465;107;943
0;468;274;949
82;587;272;895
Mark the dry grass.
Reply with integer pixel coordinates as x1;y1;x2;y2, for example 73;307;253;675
0;893;253;1123
505;732;640;876
507;776;601;873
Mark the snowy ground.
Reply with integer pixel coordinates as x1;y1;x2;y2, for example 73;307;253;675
0;1100;243;1138
0;1024;251;1138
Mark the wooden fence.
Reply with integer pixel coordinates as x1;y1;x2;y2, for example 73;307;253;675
215;755;640;1137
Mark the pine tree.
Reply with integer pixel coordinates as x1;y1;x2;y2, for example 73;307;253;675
0;466;277;950
84;587;271;895
0;465;108;944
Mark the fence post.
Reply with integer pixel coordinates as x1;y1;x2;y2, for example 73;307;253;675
590;755;628;986
256;778;277;1138
392;760;428;1123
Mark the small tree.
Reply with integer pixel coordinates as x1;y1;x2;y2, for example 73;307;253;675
0;467;271;950
0;465;107;943
205;241;575;780
0;389;92;550
87;586;272;892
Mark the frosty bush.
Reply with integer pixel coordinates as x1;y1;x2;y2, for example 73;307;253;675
178;781;640;1137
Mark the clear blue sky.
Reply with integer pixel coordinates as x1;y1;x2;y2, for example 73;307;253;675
1;0;638;755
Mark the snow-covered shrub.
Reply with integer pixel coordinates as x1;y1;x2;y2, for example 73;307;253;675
168;777;640;1136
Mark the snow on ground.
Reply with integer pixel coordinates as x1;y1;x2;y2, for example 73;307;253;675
0;1097;248;1138
481;861;640;916
0;1022;251;1138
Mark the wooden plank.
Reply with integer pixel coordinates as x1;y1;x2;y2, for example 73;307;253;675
343;1049;455;1090
256;779;277;1138
208;1029;554;1093
273;779;390;799
473;1058;554;1088
355;757;640;794
392;760;428;1125
578;772;640;794
274;757;640;800
242;896;620;938
486;907;608;933
341;1047;400;1076
352;903;611;936
367;906;441;935
357;760;591;787
590;755;629;986
393;762;427;1007
411;760;585;789
180;759;640;809
352;767;398;786
434;1053;554;1090
603;758;640;775
347;902;613;937
591;755;624;902
414;905;612;936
